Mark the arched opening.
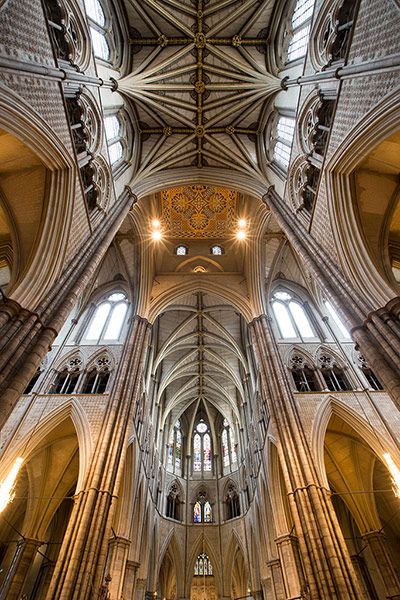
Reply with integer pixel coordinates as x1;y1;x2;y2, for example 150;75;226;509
353;130;400;288
324;413;400;598
0;417;79;598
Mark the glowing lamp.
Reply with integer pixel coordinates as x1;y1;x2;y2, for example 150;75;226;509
236;230;246;240
152;230;162;241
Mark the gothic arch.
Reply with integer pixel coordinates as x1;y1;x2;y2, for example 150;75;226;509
0;399;92;492
326;86;400;307
147;280;254;323
0;83;75;309
186;535;222;598
311;396;400;489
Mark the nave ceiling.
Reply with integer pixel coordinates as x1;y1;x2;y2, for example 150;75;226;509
118;0;281;186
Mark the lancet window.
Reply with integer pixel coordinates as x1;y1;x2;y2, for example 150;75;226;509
194;554;213;576
167;419;183;472
221;419;237;469
286;0;316;62
84;292;128;344
193;495;213;523
193;419;212;474
272;291;316;340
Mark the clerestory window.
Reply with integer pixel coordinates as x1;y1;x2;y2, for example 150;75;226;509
193;419;212;474
271;116;295;171
272;291;316;340
287;0;316;62
84;0;110;61
84;293;128;344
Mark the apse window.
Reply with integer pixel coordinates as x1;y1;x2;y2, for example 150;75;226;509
272;291;315;340
210;245;224;255
175;245;188;256
193;499;212;523
84;292;128;343
193;420;212;473
194;554;213;576
272;116;295;170
287;0;315;62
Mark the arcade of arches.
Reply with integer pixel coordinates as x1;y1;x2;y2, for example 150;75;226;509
0;0;399;598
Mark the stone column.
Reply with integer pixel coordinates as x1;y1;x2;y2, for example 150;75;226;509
123;560;140;600
251;316;363;599
362;531;400;599
0;537;43;599
107;536;131;600
267;558;285;600
45;316;151;600
275;534;303;599
264;188;400;406
349;554;374;599
0;188;136;429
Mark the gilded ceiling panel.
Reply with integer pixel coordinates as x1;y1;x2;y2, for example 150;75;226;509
161;185;237;238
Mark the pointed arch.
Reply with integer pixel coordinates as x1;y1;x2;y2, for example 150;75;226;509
311;396;400;488
0;398;92;492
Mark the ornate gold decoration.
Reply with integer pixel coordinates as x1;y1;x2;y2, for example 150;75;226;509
161;186;237;238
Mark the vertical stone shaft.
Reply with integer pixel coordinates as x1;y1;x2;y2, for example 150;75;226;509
45;317;151;600
106;536;131;599
0;538;43;599
362;531;400;599
265;189;400;404
251;316;362;599
0;192;135;429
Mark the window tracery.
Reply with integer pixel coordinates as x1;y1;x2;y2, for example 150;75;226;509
193;419;212;473
317;351;351;391
272;291;316;340
83;292;128;344
221;419;238;469
167;419;183;472
355;352;383;391
290;353;319;392
225;482;241;520
166;482;181;521
194;554;213;576
193;492;213;523
51;357;83;394
81;355;111;393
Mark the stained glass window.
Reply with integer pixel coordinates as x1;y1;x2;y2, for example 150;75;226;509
230;429;237;463
167;420;183;471
193;433;202;472
194;554;213;576
193;419;212;473
222;429;229;467
203;433;212;471
204;501;212;523
193;501;202;523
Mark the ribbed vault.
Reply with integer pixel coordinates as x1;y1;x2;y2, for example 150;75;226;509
151;292;248;430
119;0;281;182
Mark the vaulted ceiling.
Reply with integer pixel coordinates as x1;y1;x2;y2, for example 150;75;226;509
119;0;281;185
152;292;248;430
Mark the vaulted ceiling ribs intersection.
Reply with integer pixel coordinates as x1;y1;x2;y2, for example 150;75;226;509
119;0;280;179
